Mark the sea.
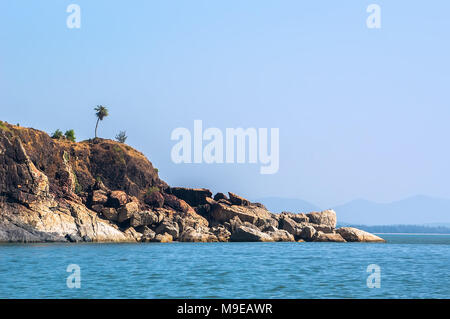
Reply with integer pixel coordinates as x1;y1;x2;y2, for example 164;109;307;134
0;234;449;299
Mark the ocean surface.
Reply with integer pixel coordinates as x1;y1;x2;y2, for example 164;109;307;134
1;234;449;299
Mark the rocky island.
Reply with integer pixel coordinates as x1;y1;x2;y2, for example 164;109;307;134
0;121;384;243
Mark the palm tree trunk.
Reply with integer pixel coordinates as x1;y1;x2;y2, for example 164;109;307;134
95;118;99;138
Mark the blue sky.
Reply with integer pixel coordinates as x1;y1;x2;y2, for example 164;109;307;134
1;1;449;207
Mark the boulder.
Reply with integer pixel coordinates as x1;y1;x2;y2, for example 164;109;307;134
336;227;385;242
209;202;273;225
290;213;309;224
108;190;128;208
90;204;104;213
117;202;140;223
123;227;143;242
307;210;337;228
262;225;278;232
144;190;164;208
266;229;295;242
298;225;316;241
313;231;346;242
152;233;173;243
255;217;279;230
130;210;159;227
279;216;300;236
227;216;243;233
213;192;228;201
91;190;108;206
101;207;118;222
163;193;192;213
311;224;335;234
228;192;251;206
155;221;179;239
230;226;273;242
179;227;217;242
210;225;231;242
169;187;212;207
217;198;232;206
135;226;156;242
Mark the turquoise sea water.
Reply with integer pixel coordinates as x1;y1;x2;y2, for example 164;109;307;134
0;234;449;299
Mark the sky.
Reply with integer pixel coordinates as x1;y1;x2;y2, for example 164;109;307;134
1;1;449;208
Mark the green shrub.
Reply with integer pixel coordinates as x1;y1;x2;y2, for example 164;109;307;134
146;186;160;195
73;174;82;194
115;131;127;143
51;129;64;139
64;129;76;142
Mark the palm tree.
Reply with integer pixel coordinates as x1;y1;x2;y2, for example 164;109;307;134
94;105;109;138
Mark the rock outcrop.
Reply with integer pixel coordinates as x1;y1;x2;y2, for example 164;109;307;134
336;227;385;242
0;121;385;243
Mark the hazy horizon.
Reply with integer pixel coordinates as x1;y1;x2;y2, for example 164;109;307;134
1;1;449;209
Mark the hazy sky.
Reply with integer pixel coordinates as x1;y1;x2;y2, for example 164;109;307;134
1;1;449;208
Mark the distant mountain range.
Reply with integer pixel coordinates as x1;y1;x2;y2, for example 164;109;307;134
256;195;450;225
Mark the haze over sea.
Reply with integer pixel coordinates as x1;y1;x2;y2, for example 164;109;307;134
1;234;449;299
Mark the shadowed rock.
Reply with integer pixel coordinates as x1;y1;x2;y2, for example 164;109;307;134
230;226;273;242
169;187;212;207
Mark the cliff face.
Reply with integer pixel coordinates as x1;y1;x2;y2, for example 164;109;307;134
0;121;384;243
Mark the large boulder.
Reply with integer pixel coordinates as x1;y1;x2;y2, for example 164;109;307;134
230;226;273;242
313;231;346;242
228;192;251;206
255;217;279;230
210;225;231;242
280;212;309;224
179;227;217;242
279;216;300;236
311;224;335;234
209;202;273;225
129;210;159;227
298;225;316;241
152;233;173;243
108;190;128;208
117;201;140;223
266;229;295;242
123;227;143;242
336;227;385;242
163;193;192;213
307;210;337;228
169;187;212;207
101;207;118;222
135;226;156;242
90;190;108;206
155;221;179;239
213;192;228;201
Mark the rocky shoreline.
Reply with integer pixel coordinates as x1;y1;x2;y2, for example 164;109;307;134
0;121;384;243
